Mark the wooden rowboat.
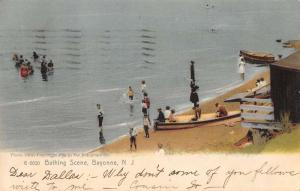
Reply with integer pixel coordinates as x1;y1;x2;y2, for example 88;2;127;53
240;50;275;64
155;111;241;131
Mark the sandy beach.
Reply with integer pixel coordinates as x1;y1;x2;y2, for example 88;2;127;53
91;70;271;154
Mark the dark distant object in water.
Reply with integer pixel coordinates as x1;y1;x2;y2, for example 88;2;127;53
142;47;155;51
142;52;155;57
278;54;282;59
209;28;217;33
141;35;155;39
144;60;155;64
140;29;155;32
240;50;276;64
63;29;81;33
204;3;215;9
32;29;48;33
276;39;282;43
141;40;156;44
34;41;47;44
104;30;111;33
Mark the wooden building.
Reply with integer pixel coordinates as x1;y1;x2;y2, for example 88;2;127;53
270;51;300;123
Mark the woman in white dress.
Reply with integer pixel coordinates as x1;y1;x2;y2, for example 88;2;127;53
238;56;246;80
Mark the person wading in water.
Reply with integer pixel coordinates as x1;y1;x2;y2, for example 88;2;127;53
127;86;134;101
97;104;105;144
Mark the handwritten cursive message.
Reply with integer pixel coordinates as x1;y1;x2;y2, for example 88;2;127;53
2;153;300;191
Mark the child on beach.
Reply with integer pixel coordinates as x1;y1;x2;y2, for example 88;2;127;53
143;115;151;138
215;103;228;117
155;143;165;155
129;127;137;150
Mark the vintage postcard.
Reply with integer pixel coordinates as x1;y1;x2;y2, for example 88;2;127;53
0;0;300;190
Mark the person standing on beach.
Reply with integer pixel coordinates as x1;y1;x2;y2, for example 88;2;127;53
143;115;151;138
190;85;199;107
238;55;246;80
129;127;137;150
97;104;105;144
127;86;134;101
141;100;148;116
143;93;151;114
192;104;202;121
190;60;199;107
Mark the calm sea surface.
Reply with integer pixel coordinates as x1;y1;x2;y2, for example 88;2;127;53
0;0;299;152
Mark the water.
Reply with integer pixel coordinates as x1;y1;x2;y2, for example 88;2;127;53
0;0;299;152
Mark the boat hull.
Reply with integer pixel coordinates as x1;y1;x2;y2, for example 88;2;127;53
155;112;241;131
240;50;275;64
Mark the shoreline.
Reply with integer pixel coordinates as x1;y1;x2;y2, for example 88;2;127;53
90;69;270;154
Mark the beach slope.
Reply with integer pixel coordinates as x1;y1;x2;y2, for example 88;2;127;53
91;71;270;154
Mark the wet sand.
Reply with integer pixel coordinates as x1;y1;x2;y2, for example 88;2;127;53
91;70;270;154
